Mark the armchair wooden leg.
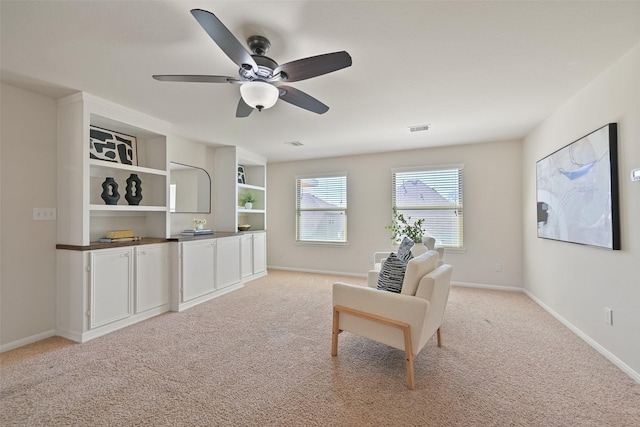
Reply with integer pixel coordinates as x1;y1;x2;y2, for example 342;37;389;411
437;327;442;347
333;305;416;389
332;307;340;356
403;326;416;390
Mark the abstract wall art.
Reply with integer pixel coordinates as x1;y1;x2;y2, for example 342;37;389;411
89;126;138;165
536;123;620;250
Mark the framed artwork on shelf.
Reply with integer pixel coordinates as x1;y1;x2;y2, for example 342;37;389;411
238;165;246;184
536;123;620;250
89;125;138;165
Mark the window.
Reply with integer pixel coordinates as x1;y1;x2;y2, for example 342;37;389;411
296;174;347;243
392;166;463;248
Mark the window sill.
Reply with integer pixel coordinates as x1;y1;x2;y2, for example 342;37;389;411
295;241;349;247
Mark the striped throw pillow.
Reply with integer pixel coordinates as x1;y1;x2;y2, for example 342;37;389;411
376;252;406;293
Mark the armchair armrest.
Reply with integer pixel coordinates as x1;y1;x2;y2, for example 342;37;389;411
367;270;379;288
373;251;390;266
333;282;429;354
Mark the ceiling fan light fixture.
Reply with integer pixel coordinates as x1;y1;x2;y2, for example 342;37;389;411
240;81;279;111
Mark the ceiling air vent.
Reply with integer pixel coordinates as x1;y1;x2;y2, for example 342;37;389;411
408;124;431;133
285;141;304;146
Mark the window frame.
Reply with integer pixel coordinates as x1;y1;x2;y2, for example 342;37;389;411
391;164;464;249
295;172;348;244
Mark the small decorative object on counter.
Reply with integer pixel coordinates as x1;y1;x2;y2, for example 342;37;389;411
125;173;143;205
193;218;207;230
100;177;120;205
181;228;213;236
238;224;252;232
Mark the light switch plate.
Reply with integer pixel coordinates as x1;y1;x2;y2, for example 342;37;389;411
33;208;57;220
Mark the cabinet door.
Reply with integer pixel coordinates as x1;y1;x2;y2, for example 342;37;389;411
217;237;241;289
240;234;253;278
135;244;169;313
253;232;266;274
90;248;133;329
181;240;216;302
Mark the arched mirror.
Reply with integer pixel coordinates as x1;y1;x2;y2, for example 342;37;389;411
169;162;211;213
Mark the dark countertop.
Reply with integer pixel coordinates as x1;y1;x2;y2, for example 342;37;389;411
56;230;265;251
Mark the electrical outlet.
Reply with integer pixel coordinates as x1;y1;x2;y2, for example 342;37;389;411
604;307;613;326
33;208;57;221
495;262;502;272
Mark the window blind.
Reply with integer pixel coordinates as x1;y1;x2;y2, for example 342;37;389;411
296;174;347;243
391;166;463;248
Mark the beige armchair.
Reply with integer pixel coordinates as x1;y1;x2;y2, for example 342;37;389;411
369;235;444;287
332;250;453;389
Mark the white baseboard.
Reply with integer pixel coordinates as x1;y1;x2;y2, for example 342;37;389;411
267;265;367;278
524;290;640;385
452;281;524;292
1;329;56;353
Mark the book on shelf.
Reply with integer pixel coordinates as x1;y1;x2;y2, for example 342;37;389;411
99;236;141;243
181;229;214;236
105;229;134;239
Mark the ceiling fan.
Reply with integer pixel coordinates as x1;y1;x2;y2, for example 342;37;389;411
153;9;352;117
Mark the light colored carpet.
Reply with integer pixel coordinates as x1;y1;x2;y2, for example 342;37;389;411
2;269;639;426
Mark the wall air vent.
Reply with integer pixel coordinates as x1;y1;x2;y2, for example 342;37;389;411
408;124;431;133
285;141;304;146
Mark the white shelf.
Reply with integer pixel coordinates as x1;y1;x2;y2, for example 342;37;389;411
90;204;167;212
90;159;167;176
238;183;265;192
237;208;266;214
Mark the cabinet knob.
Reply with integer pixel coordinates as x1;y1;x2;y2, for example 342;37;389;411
121;252;130;257
139;250;146;255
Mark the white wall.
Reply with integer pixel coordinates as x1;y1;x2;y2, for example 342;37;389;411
1;83;58;349
523;43;640;379
267;139;523;288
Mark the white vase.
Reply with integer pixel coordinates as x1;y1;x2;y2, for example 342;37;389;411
245;202;253;210
195;223;203;230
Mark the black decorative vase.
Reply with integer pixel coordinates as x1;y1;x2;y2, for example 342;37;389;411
125;173;143;205
101;177;120;205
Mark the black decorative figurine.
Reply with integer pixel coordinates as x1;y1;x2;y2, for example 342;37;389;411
125;173;143;205
101;177;120;205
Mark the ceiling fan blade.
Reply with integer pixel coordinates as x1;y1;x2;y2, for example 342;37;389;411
278;85;329;114
153;75;238;83
274;51;352;82
236;97;254;118
191;9;258;72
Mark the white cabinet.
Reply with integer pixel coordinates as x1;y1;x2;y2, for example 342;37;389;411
253;232;267;275
240;234;253;279
57;243;171;343
181;239;216;302
90;248;133;328
135;244;169;313
240;232;267;280
216;236;241;289
175;236;246;311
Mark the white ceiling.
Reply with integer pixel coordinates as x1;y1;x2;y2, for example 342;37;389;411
2;1;640;162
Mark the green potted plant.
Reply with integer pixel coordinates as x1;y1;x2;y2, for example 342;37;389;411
240;192;256;209
385;207;425;243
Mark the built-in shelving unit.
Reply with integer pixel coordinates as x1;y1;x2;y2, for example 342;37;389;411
57;92;171;245
56;92;173;343
214;147;267;232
